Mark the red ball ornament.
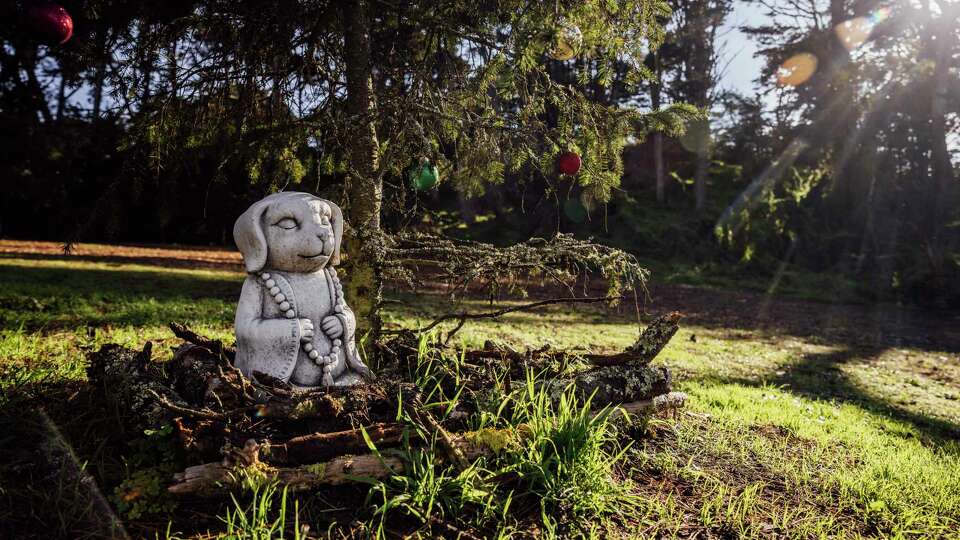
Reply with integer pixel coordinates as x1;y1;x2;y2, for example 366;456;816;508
27;2;74;45
558;151;582;175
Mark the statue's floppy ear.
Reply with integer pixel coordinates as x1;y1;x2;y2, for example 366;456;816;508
233;198;272;273
323;199;344;266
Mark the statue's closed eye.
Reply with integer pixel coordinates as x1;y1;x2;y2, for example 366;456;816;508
274;217;299;230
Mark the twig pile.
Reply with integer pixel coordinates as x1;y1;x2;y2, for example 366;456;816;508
86;315;686;498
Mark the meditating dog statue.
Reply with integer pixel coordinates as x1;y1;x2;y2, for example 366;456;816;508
233;192;372;388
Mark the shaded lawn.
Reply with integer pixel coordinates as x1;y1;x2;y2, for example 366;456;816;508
1;255;959;537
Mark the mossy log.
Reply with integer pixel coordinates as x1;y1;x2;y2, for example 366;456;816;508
588;312;682;367
551;364;672;405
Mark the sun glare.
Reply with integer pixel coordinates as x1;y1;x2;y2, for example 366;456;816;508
835;6;892;51
777;53;819;86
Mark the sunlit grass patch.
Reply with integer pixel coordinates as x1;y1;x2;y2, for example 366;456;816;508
654;382;960;537
0;257;240;331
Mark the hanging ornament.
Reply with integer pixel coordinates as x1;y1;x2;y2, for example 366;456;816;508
409;158;440;191
548;22;582;61
558;151;582;175
27;2;74;45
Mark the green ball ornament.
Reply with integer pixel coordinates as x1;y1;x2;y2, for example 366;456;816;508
409;160;440;191
549;22;582;61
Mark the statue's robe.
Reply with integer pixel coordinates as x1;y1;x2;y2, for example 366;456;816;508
234;268;362;387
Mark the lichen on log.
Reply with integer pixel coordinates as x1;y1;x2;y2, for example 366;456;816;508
546;364;672;405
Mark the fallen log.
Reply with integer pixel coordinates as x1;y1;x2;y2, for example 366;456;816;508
170;448;407;496
463;311;682;369
168;392;688;496
551;364;672;405
588;312;682;367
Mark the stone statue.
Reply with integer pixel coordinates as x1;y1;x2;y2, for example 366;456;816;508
233;192;372;388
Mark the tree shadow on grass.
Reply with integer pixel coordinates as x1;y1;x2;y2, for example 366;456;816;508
643;283;960;354
712;345;960;448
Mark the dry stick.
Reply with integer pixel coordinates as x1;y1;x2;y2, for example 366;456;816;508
385;295;629;339
146;389;229;421
169;322;235;359
401;387;471;472
266;422;405;464
168;392;688;496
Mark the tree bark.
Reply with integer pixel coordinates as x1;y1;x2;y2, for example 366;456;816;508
694;148;708;213
546;364;672;405
927;7;956;253
651;53;667;204
342;0;384;339
22;47;53;124
91;29;108;121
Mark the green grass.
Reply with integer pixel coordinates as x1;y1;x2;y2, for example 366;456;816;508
1;255;959;538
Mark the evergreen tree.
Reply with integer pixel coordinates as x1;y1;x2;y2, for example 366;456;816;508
5;0;696;332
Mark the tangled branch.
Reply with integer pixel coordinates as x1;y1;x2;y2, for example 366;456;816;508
383;232;649;302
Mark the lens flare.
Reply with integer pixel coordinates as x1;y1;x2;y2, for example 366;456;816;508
679;118;711;153
835;6;892;50
776;53;818;87
869;6;892;24
563;197;587;223
835;17;873;50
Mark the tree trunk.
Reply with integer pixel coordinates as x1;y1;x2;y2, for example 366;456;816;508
90;28;109;122
56;74;67;122
342;0;384;339
167;40;178;98
694;148;708;213
654;133;666;204
683;2;712;214
138;21;154;102
927;14;955;251
651;53;666;204
23;48;53;124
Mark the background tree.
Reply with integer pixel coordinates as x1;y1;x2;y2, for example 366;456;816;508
662;0;733;213
732;0;960;304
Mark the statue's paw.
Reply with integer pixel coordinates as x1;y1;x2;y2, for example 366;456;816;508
321;315;344;338
299;318;314;342
356;364;375;381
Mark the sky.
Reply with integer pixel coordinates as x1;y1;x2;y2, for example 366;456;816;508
717;2;769;96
